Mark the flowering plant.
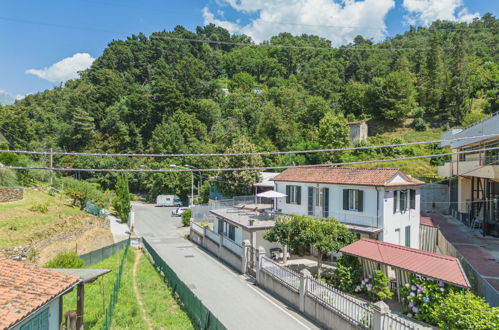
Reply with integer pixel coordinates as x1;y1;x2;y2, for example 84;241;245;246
355;270;393;301
399;275;456;324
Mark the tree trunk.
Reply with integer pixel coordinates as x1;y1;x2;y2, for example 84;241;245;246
283;244;288;264
317;253;322;280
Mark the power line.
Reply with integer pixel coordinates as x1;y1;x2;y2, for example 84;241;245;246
2;146;498;173
1;133;496;158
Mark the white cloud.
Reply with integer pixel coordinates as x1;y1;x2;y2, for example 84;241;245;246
203;0;396;45
26;53;95;83
403;0;479;26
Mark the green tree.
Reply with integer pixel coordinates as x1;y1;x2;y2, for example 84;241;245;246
228;72;255;92
318;113;350;162
113;174;131;222
263;215;297;263
217;136;263;197
447;33;471;123
341;81;368;118
423;31;445;114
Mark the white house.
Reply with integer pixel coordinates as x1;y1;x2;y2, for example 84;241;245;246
273;167;424;249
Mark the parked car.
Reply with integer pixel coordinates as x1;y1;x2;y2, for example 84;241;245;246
172;207;189;217
156;195;182;207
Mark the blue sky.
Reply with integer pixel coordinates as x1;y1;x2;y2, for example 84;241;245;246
0;0;496;99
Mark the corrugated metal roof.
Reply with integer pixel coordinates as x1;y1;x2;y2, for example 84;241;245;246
340;238;470;288
273;167;424;186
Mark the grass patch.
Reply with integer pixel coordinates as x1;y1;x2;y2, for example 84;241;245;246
136;252;194;330
0;190;97;248
63;248;192;330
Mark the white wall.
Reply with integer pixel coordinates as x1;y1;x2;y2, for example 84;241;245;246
381;188;420;249
275;181;380;228
13;297;60;330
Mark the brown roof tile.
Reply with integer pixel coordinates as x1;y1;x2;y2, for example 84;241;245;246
272;167;424;186
420;216;438;227
340;238;470;288
0;258;79;329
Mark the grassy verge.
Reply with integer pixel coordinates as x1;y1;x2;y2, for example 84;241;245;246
63;247;192;330
135;252;194;330
0;189;99;248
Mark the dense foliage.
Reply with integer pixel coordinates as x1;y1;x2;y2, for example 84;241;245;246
45;251;85;268
55;177;109;209
181;208;192;227
112;175;131;222
331;255;363;293
0;15;497;196
355;270;393;301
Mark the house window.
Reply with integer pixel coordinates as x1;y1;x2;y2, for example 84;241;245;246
228;224;236;241
307;187;314;216
410;189;416;210
393;191;398;213
343;189;363;212
322;188;329;218
400;190;408;212
286;185;302;204
217;219;224;234
405;225;411;247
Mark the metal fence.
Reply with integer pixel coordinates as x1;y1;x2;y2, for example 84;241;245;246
142;238;226;330
101;238;130;330
381;313;419;330
80;239;130;266
261;256;301;291
85;201;106;218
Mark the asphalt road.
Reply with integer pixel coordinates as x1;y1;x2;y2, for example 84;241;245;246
133;203;321;330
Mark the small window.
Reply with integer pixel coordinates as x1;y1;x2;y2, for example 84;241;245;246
343;189;363;212
228;224;236;241
286;185;302;205
400;190;408;212
217;219;224;234
410;189;416;210
393;191;398;213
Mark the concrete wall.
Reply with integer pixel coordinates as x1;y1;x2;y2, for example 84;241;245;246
0;187;23;203
420;183;449;214
258;270;300;307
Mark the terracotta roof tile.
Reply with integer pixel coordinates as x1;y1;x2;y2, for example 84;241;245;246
340;238;469;288
273;167;424;186
0;258;79;329
420;216;438;227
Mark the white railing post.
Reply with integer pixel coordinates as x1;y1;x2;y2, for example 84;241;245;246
299;268;311;313
242;240;251;274
256;247;265;283
373;301;390;330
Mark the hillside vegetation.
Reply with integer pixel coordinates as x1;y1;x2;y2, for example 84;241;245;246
0;14;497;197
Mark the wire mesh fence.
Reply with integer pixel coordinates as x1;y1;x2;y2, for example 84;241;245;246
101;238;130;330
142;238;226;330
80;238;130;266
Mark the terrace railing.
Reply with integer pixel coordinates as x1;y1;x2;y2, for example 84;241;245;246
221;236;243;256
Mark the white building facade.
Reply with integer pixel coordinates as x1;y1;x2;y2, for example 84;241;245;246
273;168;423;249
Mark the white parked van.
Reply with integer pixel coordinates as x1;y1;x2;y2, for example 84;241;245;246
156;195;182;207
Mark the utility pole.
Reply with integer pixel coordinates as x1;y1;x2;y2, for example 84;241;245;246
49;148;53;185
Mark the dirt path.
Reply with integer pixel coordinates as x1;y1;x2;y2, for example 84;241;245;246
132;249;154;330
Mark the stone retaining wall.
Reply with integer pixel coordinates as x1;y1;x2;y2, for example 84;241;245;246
0;187;23;203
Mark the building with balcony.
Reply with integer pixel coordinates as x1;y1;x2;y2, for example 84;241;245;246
273;167;424;248
438;113;499;236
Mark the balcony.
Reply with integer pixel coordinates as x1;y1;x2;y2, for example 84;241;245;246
438;156;499;179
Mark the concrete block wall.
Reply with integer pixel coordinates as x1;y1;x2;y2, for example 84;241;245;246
0;187;23;203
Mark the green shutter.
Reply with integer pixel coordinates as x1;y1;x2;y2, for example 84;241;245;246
405;226;411;247
343;189;349;210
296;186;302;205
393;191;398;213
357;190;363;212
323;188;329;217
410;189;416;209
286;185;290;203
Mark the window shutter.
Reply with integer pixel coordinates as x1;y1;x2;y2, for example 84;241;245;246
357;190;364;212
343;189;349;210
410;189;416;209
323;188;329;217
286;185;290;203
308;187;314;215
296;186;302;205
393;191;398;213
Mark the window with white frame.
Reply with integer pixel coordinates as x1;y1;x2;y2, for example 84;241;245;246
343;189;363;212
286;185;302;204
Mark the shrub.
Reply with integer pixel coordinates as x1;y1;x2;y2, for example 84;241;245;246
181;208;192;227
45;251;84;268
0;168;18;187
400;276;455;324
56;177;107;210
29;202;49;213
356;270;393;301
431;291;499;329
414;117;427;131
332;255;362;293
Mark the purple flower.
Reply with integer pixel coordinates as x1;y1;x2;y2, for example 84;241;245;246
438;281;445;287
412;306;419;313
423;296;430;303
410;292;416;297
408;302;414;308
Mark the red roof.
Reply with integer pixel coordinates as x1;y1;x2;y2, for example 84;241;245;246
273;167;424;186
420;216;438;228
0;258;79;329
340;238;470;288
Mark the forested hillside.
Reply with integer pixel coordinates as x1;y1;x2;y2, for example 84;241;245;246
0;14;497;198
